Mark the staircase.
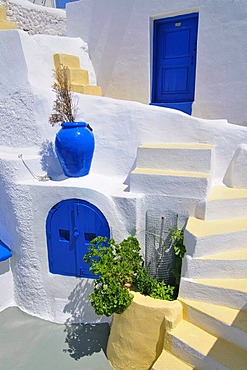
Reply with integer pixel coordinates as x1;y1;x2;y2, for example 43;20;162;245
153;185;247;369
130;143;214;198
53;53;102;96
0;5;17;30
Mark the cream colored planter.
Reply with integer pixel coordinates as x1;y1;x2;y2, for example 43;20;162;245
106;292;183;370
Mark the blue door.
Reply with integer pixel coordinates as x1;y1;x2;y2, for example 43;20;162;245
55;0;79;9
152;13;199;114
46;199;110;278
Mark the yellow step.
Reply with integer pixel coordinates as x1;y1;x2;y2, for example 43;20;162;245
180;297;247;334
0;6;7;22
71;83;102;96
152;349;195;370
66;68;89;85
186;216;247;237
140;143;214;149
198;248;247;260
208;186;247;201
53;53;80;70
166;320;247;369
131;168;209;178
194;278;247;293
0;21;17;30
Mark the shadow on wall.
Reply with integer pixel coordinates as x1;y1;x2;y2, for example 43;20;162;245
0;259;10;274
39;139;66;181
88;0;135;93
63;279;110;360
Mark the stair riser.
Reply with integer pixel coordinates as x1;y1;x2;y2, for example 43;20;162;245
179;279;247;310
136;147;213;173
130;173;210;198
165;333;228;370
184;229;247;257
185;306;247;351
182;256;247;279
195;198;247;220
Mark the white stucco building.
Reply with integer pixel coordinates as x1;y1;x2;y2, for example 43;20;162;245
0;1;247;367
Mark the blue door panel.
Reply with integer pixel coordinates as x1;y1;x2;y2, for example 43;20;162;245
152;13;199;113
48;202;77;276
55;0;79;9
46;199;110;278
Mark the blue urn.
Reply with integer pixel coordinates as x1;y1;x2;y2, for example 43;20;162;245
55;122;95;177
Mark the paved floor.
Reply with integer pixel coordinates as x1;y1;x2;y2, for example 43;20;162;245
0;307;112;370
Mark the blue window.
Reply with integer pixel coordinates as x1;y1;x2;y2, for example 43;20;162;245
46;199;110;278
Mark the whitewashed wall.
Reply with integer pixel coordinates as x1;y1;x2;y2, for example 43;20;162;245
1;29;247;323
67;0;247;127
1;0;66;35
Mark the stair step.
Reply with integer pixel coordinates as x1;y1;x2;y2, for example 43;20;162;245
130;168;210;198
66;68;89;85
152;349;195;370
182;248;247;278
136;143;214;173
179;277;247;310
71;83;102;96
0;6;7;22
53;53;80;69
0;21;17;30
180;298;247;351
184;217;247;257
166;320;247;370
195;186;247;220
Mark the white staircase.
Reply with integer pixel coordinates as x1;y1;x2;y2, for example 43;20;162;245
130;143;214;198
153;185;247;369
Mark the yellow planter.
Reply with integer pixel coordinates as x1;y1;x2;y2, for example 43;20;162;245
107;292;183;370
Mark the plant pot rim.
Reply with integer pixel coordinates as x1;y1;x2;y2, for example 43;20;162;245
61;121;87;128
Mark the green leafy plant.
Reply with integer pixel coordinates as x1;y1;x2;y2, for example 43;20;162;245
169;226;186;297
84;235;178;316
133;267;174;301
84;236;142;317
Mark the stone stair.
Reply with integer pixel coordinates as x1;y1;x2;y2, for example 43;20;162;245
152;184;247;369
195;186;247;220
53;53;102;96
130;143;214;198
0;5;17;30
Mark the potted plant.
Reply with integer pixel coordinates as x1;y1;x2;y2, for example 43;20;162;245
49;65;95;178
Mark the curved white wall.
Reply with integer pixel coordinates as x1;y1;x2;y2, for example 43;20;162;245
67;0;247;126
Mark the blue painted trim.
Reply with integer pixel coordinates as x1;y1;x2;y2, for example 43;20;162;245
150;102;192;115
0;240;12;262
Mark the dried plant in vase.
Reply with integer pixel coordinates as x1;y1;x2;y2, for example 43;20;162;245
49;65;95;178
49;65;79;126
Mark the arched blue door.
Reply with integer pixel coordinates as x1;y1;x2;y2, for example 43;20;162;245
46;199;110;278
152;13;199;114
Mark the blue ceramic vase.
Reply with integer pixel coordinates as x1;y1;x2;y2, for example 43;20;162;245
55;122;95;177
